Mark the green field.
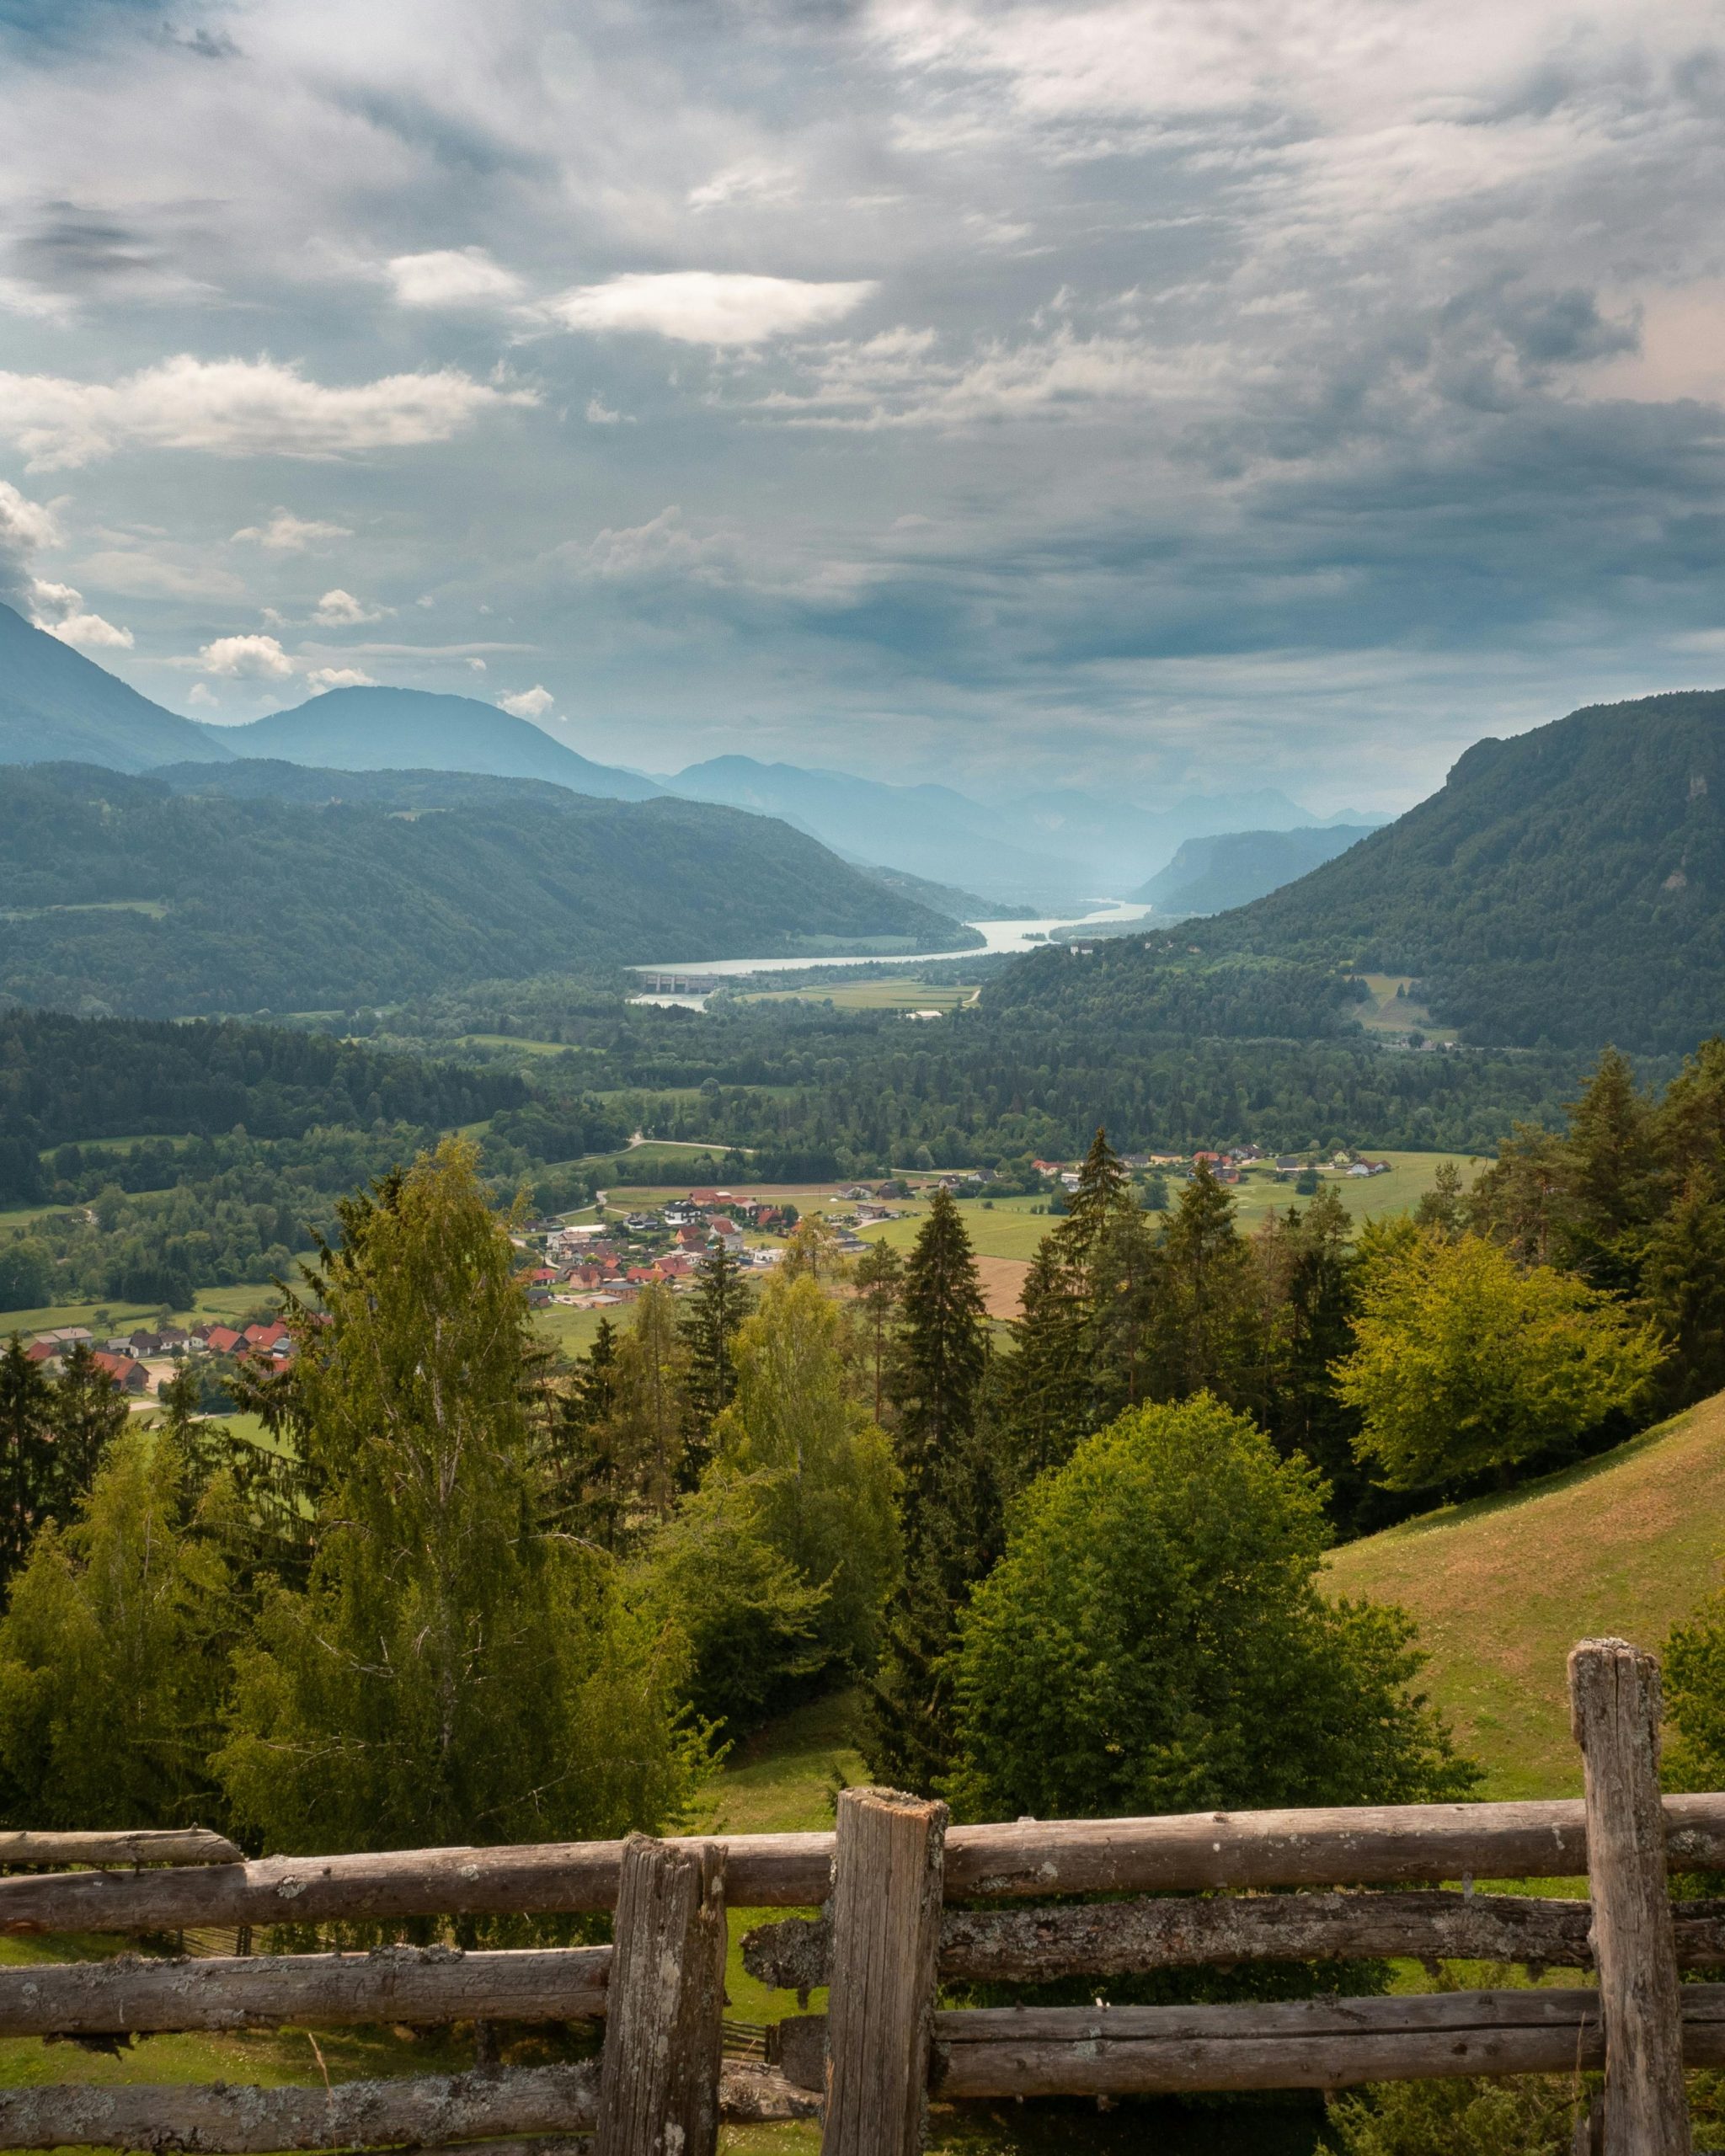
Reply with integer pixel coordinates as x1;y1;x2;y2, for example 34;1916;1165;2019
736;978;980;1014
1327;1393;1725;1799
0;1271;313;1344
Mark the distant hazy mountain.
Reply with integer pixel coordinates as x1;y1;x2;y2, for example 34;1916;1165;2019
1132;825;1379;914
0;761;976;1017
667;756;1083;904
0;601;233;772
999;689;1725;1054
1006;782;1384;887
205;687;662;801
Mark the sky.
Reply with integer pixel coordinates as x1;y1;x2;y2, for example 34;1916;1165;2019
0;0;1721;811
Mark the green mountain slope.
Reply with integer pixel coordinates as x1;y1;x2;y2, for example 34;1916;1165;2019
1132;825;1377;914
996;690;1725;1052
0;602;232;771
0;762;974;1017
205;686;660;800
1324;1395;1725;1798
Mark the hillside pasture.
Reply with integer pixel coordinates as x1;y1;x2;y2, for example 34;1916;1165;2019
1325;1392;1725;1798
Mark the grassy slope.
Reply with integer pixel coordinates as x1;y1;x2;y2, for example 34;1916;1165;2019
1325;1393;1725;1798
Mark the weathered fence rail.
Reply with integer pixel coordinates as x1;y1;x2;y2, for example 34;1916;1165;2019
0;1636;1707;2153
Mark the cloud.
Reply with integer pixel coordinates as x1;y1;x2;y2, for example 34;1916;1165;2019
0;479;60;608
0;356;538;469
186;682;216;707
232;509;353;552
306;664;377;689
545;271;877;345
30;580;135;648
313;586;389;624
498;684;553;718
687;161;798;211
0;481;133;646
585;396;629;424
198;632;296;679
386;247;523;308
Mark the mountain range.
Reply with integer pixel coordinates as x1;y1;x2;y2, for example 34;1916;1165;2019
1;600;1379;912
0;761;975;1018
1133;825;1376;915
202;687;661;802
996;689;1725;1054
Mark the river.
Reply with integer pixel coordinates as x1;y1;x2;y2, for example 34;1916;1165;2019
628;899;1155;1006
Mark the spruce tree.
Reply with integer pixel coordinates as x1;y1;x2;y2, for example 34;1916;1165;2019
1146;1160;1263;1410
547;1316;631;1551
852;1238;904;1423
47;1342;129;1513
680;1243;752;1474
869;1191;997;1794
994;1242;1089;1490
888;1187;987;1489
0;1335;51;1582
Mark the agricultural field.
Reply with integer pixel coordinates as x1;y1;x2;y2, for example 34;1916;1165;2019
734;977;980;1014
1325;1392;1725;1799
1352;973;1458;1044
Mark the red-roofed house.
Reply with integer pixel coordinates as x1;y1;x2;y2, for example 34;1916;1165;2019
24;1340;58;1365
205;1326;243;1356
243;1322;289;1353
90;1351;147;1395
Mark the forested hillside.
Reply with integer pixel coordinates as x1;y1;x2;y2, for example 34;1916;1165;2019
0;764;972;1017
1003;690;1725;1052
1134;825;1375;914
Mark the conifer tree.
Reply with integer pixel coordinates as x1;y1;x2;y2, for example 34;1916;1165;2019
852;1238;904;1422
0;1335;51;1582
888;1187;988;1488
994;1242;1090;1490
869;1192;998;1794
1642;1168;1725;1407
611;1283;692;1518
1145;1160;1264;1411
47;1342;129;1512
680;1242;752;1471
547;1317;633;1550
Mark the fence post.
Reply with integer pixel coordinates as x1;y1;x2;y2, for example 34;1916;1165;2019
595;1833;726;2156
1568;1638;1690;2155
821;1785;948;2156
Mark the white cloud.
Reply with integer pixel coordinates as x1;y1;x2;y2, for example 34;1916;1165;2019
0;356;538;470
498;684;554;718
545;271;877;345
232;509;353;552
0;480;61;608
198;632;296;679
687;161;799;211
32;582;135;649
313;587;389;625
187;683;216;707
585;396;629;424
386;248;523;309
306;664;377;689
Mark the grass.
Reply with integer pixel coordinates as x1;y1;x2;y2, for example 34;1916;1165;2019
1353;973;1459;1044
736;978;980;1014
0;1273;313;1343
1325;1392;1725;1798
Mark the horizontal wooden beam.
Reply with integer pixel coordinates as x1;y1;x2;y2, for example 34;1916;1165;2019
744;1892;1725;1989
5;1796;1724;1936
0;2061;601;2152
773;1986;1725;2100
0;1945;611;2037
0;1829;242;1870
0;2062;817;2149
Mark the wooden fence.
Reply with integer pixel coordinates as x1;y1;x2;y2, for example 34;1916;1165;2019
0;1636;1713;2153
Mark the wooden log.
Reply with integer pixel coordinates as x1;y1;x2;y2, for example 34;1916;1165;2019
718;2062;822;2123
0;1943;611;2036
0;1828;243;1869
0;2064;816;2151
916;1985;1725;2101
1569;1638;1690;2155
773;1988;1725;2098
0;2061;601;2152
5;1795;1725;1938
595;1836;725;2156
821;1787;947;2156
